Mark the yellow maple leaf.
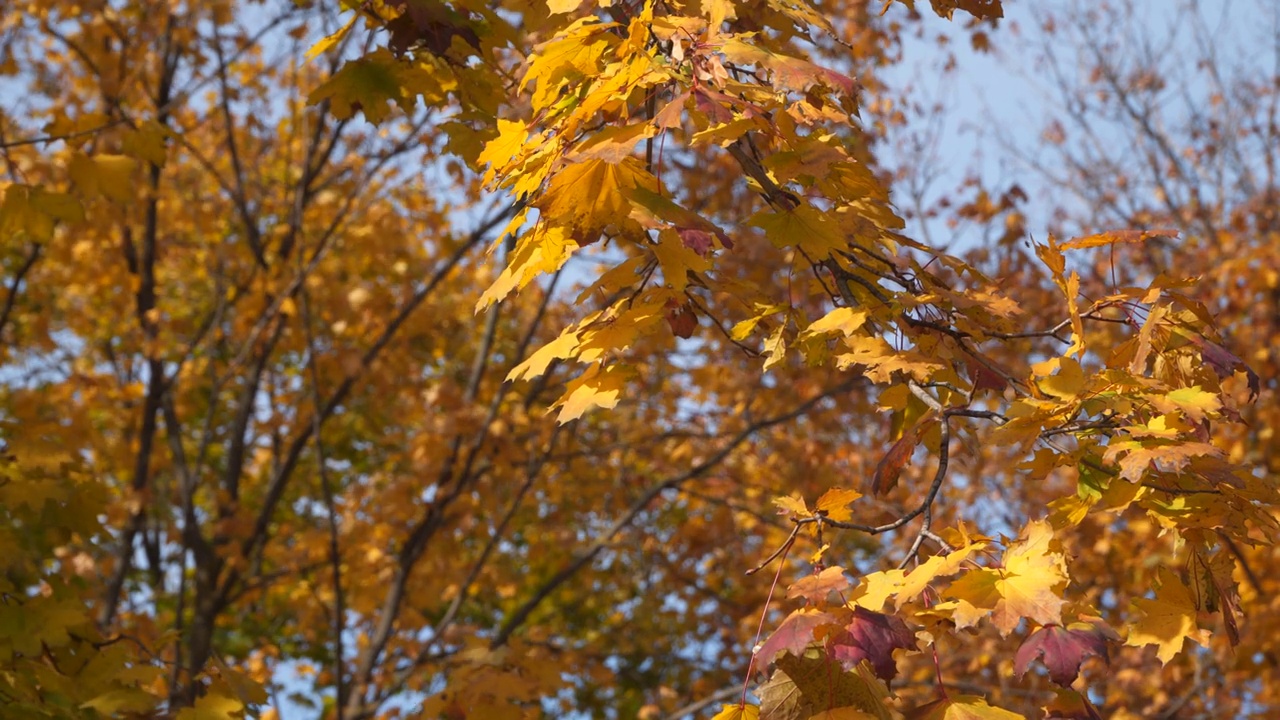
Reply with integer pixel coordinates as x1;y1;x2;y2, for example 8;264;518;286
652;228;711;293
748;202;847;258
1146;386;1222;424
507;330;580;382
478;225;576;309
761;322;788;371
547;0;587;14
907;695;1024;720
1126;566;1211;664
523;17;615;110
68;153;137;202
847;569;905;612
710;704;759;720
174;692;243;720
308;50;455;124
477;119;531;185
1032;356;1085;400
836;335;943;383
773;493;810;517
305;12;358;61
801;307;868;339
814;487;861;522
538;157;658;240
944;520;1067;636
575;296;667;363
0;184;83;241
893;543;982;611
555;364;634;423
121;120;171;166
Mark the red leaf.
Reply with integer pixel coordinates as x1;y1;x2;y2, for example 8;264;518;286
826;606;916;682
965;355;1007;394
677;227;715;256
1014;622;1112;687
870;415;937;497
754;610;835;667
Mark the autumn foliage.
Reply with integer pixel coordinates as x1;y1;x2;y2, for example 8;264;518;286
0;0;1276;719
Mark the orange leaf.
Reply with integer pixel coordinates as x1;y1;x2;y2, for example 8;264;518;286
1059;228;1178;251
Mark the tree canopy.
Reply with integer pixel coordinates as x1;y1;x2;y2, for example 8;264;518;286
0;0;1275;718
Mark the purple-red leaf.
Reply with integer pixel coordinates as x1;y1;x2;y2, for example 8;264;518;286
1014;622;1112;687
827;606;916;682
1189;334;1260;401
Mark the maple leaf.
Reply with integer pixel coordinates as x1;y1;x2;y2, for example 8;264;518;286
0;184;83;241
1126;566;1211;664
479;223;577;309
870;415;937;497
1186;334;1261;400
537;157;659;242
1059;228;1178;250
815;487;862;522
384;0;482;60
711;704;760;720
748;202;847;258
836;336;944;383
1040;689;1103;720
627;186;733;251
1146;386;1221;424
944;520;1067;635
754;610;835;667
788;566;850;603
308;49;455;123
555;364;635;423
759;654;893;720
761;322;788;371
547;0;588;14
904;695;1023;720
664;300;699;339
477;119;531;184
801;308;869;340
827;607;917;682
522;17;615;110
720;39;858;98
847;569;906;612
1032;357;1085;400
1190;550;1241;646
507;330;580;382
1101;438;1222;483
1014;622;1112;687
652;228;712;293
68;153;137;202
893;543;982;610
174;692;243;720
774;493;811;517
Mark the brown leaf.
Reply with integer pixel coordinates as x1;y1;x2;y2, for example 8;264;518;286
787;566;851;603
665;300;698;339
870;415;938;497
